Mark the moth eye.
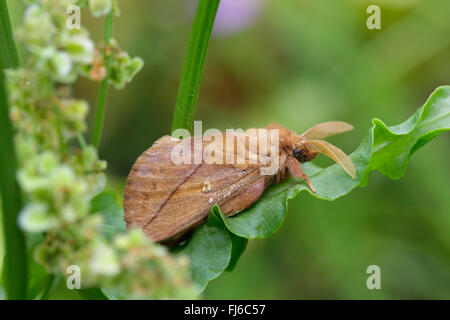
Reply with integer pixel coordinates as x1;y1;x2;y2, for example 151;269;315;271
293;148;303;161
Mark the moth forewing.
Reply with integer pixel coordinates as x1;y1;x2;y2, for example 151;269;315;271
300;121;354;140
202;129;224;165
124;132;269;243
305;139;356;178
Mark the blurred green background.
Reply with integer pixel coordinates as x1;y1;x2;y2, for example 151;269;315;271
6;0;450;299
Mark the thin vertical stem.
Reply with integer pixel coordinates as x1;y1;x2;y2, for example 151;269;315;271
0;0;28;300
91;12;113;148
171;0;221;133
77;133;87;150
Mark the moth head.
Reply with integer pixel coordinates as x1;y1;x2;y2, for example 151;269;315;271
292;145;317;163
295;121;356;178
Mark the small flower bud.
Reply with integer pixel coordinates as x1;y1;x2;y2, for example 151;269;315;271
64;35;95;65
50;51;73;78
18;203;56;233
90;245;120;276
50;165;76;191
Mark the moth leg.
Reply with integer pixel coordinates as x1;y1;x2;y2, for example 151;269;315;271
287;156;316;193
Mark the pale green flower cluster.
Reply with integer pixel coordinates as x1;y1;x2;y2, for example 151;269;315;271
17;0;142;86
7;0;196;299
102;230;196;299
18;0;94;83
81;38;144;89
100;39;144;89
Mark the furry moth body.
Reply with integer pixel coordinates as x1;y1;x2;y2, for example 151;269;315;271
124;122;356;244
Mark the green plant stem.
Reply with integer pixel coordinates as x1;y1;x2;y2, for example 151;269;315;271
91;12;113;148
53;104;66;157
77;133;87;150
171;0;220;133
0;0;27;300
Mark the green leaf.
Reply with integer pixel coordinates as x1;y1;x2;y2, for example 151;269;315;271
180;86;450;288
225;232;248;273
91;192;126;240
217;185;289;240
78;287;109;300
179;208;231;292
100;287;126;300
210;205;248;272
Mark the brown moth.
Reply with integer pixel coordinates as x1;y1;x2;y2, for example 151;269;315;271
124;122;356;244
